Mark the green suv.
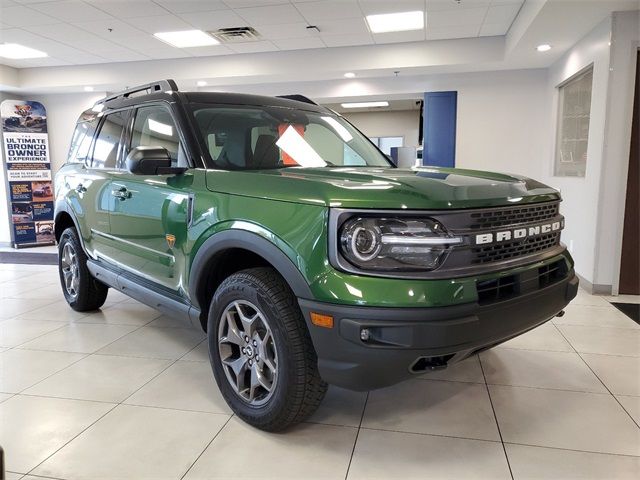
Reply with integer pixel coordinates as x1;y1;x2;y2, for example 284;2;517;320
55;80;578;431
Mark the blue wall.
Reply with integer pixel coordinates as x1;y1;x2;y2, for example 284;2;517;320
423;91;457;168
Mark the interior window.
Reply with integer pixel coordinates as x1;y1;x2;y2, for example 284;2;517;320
67;117;98;164
91;111;126;169
130;105;187;167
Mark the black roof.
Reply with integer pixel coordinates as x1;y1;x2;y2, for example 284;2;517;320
95;79;328;114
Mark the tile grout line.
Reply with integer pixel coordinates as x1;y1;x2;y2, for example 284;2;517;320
478;355;515;480
179;414;235;480
343;391;369;480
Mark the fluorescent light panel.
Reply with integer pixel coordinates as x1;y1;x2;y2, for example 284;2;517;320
0;43;47;59
366;11;424;33
536;44;552;52
341;101;389;109
154;30;219;48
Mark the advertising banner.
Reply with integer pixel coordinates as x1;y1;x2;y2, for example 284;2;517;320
1;100;55;247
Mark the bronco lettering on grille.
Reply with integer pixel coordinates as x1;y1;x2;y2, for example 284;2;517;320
475;220;564;245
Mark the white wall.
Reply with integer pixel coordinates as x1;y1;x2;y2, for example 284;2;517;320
342;110;421;147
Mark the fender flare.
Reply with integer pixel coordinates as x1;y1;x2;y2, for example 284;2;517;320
188;229;314;310
54;201;87;253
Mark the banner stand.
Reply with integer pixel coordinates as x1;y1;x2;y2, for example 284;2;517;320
1;100;55;248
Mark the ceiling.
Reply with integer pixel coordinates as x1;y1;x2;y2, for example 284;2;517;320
325;98;423;112
0;0;524;68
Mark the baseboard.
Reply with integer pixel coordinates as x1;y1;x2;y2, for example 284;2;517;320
576;273;613;295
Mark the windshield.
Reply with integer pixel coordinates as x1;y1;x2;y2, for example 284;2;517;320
192;105;392;170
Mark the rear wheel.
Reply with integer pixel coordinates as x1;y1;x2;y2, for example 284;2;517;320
58;227;108;311
208;267;327;431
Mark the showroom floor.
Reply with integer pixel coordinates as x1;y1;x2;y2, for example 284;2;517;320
0;262;638;480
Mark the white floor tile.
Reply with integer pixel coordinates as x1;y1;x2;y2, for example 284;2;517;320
184;417;357;479
14;300;91;322
0;298;57;320
348;428;511;480
0;392;13;402
490;385;640;456
24;354;172;403
617;395;640;425
181;339;209;362
602;294;640;304
147;314;193;328
308;386;367;427
78;302;163;326
125;360;232;414
499;323;573;352
420;355;485;383
0;395;113;473
572;289;612;307
33;404;229;480
554;304;639;329
506;443;640;480
581;353;640;396
0;318;66;347
19;323;138;354
97;326;205;359
558;325;640;357
363;379;500;441
481;348;606;393
5;472;24;480
0;349;85;393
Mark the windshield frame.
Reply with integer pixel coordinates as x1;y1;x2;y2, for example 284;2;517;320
187;102;395;171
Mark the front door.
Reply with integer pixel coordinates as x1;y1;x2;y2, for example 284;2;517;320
108;104;192;294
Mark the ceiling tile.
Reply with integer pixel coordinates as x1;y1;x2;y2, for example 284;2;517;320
125;14;192;33
294;1;362;22
97;48;151;61
72;18;146;38
223;0;283;7
154;0;228;14
23;22;104;44
0;27;62;50
236;4;304;26
484;3;520;24
62;52;110;64
178;9;245;30
427;6;488;27
183;44;234;56
2;56;71;67
227;39;278;53
0;0;20;7
314;17;369;36
108;33;171;50
253;22;315;40
426;0;490;12
372;28;425;44
139;47;193;58
30;0;113;22
358;0;425;16
478;22;507;36
320;32;373;47
426;24;479;40
0;5;63;26
272;36;325;50
87;0;168;18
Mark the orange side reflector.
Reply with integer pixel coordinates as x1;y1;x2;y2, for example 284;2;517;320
310;312;334;329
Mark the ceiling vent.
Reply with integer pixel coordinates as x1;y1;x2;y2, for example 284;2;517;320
209;27;261;43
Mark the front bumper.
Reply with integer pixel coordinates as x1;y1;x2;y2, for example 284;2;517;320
299;269;578;391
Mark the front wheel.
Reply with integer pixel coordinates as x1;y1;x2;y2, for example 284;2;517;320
208;267;327;431
58;227;108;311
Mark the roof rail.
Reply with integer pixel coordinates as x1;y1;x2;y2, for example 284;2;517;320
277;94;318;105
97;79;178;105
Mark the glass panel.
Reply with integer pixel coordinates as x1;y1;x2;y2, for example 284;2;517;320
91;111;126;169
131;105;186;167
67;117;98;164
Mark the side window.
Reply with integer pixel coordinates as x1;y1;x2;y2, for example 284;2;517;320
67;117;98;164
130;105;187;167
91;111;127;169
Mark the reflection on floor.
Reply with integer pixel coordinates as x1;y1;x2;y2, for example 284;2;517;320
0;263;638;480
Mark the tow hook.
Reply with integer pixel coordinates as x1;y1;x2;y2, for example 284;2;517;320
556;310;566;317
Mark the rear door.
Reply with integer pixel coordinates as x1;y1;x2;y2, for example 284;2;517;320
107;103;192;294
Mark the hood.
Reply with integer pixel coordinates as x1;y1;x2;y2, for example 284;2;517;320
205;166;560;210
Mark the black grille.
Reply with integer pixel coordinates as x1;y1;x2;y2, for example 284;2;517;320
469;202;559;230
471;232;561;264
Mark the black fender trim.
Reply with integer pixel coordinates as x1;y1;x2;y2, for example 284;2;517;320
188;229;314;311
54;201;86;252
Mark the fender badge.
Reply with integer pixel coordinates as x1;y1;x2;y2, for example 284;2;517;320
166;234;176;248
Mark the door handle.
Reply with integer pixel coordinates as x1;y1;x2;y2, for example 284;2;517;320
111;186;132;200
75;184;87;193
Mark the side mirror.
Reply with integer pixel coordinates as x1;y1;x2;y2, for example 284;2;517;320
126;146;186;175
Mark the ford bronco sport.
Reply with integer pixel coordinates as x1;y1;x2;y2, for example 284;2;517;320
55;80;578;431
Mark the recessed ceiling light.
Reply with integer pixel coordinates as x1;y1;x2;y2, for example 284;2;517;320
154;30;219;48
196;80;207;87
344;72;356;78
341;101;389;109
84;86;94;92
366;11;424;34
536;44;552;52
0;43;47;59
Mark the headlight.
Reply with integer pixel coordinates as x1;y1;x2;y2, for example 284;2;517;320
339;217;462;271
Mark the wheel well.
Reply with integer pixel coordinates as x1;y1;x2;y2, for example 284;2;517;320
196;248;272;331
55;212;75;243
